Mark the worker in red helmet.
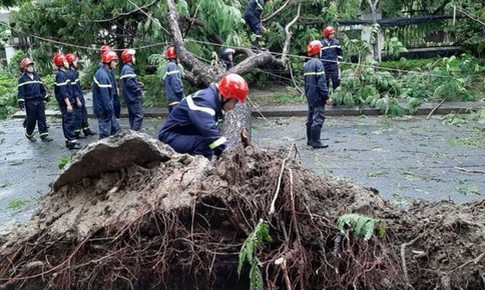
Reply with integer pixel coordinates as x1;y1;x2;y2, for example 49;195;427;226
65;53;97;138
158;73;249;159
100;44;121;119
53;53;81;149
92;50;121;139
164;45;185;113
17;58;53;142
120;49;144;131
321;26;343;93
304;40;331;149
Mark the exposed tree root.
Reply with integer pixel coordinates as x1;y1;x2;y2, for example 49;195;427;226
1;133;484;290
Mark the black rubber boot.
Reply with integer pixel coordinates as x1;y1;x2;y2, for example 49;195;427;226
75;132;87;139
83;129;97;136
306;126;312;146
311;129;329;149
66;141;82;150
41;136;53;142
26;135;37;142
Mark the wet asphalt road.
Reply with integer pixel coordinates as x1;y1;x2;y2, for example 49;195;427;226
1;115;484;235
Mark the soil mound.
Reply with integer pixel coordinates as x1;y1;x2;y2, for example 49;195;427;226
1;131;483;289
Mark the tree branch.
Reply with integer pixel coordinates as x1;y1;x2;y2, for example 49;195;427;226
80;0;157;23
281;1;301;65
262;0;292;22
166;0;220;85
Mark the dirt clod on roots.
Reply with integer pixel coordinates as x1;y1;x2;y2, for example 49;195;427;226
1;131;484;290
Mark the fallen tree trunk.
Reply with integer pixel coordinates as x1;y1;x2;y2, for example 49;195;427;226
1;131;484;290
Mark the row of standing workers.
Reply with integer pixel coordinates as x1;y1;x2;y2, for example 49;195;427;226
17;0;343;158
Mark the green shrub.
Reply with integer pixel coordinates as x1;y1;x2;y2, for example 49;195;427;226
0;69;19;119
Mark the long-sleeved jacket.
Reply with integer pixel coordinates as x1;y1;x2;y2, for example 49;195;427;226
304;58;328;104
163;60;184;104
92;66;115;117
245;0;265;20
120;63;142;104
159;85;226;151
67;68;83;101
54;69;74;104
17;72;46;100
321;38;343;70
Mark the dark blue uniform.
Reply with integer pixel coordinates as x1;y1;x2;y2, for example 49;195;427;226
321;38;343;91
67;68;88;137
244;0;264;36
163;60;184;112
158;85;226;159
244;0;266;49
99;64;120;118
304;58;328;131
17;72;49;140
121;63;144;131
93;65;120;139
54;69;77;144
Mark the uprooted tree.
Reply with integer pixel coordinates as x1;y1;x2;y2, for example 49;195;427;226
0;131;484;290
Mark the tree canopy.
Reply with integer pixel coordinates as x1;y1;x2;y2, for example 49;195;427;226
6;0;484;76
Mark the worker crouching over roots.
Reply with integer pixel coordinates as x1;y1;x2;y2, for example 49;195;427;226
158;73;248;160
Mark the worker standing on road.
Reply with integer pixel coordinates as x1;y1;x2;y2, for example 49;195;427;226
65;53;97;138
244;0;271;51
53;53;81;150
121;49;144;131
304;40;332;149
158;73;248;160
17;58;53;143
100;44;121;119
321;26;343;92
92;51;121;139
163;45;185;113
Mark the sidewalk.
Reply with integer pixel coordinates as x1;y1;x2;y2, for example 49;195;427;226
13;92;484;119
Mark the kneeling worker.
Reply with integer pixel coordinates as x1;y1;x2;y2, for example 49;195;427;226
158;73;248;160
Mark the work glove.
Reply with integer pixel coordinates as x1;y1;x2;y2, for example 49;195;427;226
138;81;145;89
262;26;268;34
18;99;25;111
43;94;50;104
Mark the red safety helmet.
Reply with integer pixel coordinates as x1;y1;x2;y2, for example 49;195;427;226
323;26;336;38
121;49;136;63
20;58;34;69
65;53;78;64
101;50;118;63
216;73;249;103
101;44;111;55
165;46;176;59
53;53;66;67
307;40;322;56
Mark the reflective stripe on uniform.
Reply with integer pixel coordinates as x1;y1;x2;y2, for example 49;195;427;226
186;93;215;116
209;136;227;149
321;45;341;50
120;74;137;79
162;70;180;80
93;77;112;88
304;71;325;76
55;81;70;86
256;0;263;10
39;132;49;137
168;101;180;106
17;80;43;87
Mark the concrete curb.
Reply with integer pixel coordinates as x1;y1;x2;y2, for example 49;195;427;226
12;101;485;119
